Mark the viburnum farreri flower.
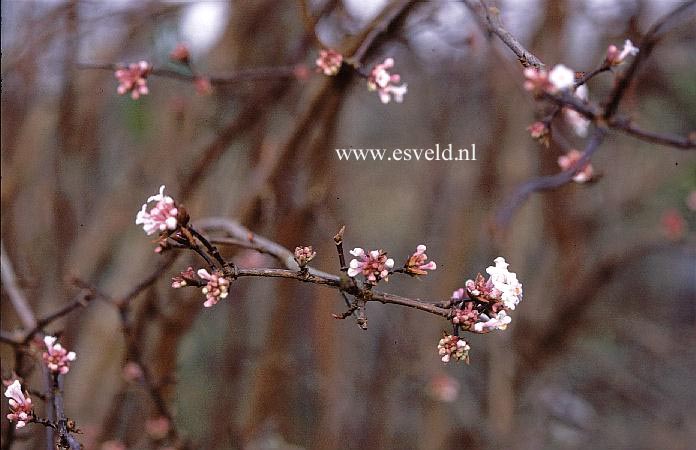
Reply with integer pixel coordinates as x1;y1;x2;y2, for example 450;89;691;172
606;39;639;66
483;257;524;310
43;335;77;375
405;244;437;276
135;185;181;235
315;49;343;76
197;269;230;307
347;248;394;284
367;58;408;104
437;334;470;364
524;64;576;94
4;380;33;428
558;149;594;183
115;61;152;100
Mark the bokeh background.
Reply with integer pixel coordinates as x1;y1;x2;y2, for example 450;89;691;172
2;0;695;449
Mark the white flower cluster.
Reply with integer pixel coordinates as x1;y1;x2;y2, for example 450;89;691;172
485;257;524;310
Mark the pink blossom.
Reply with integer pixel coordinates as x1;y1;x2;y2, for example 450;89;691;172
135;185;180;235
4;380;33;428
527;121;550;147
451;288;465;300
293;64;310;81
145;416;170;440
294;246;316;267
170;43;190;63
524;65;576;94
558;149;594;183
367;58;408;104
606;40;639;66
122;362;144;382
437;334;469;364
427;373;460;403
42;335;77;374
115;61;152;100
194;76;213;95
405;244;437;276
315;49;343;76
661;208;686;241
523;67;552;94
197;269;230;307
347;248;394;284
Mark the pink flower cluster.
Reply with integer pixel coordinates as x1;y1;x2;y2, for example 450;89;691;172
115;61;152;100
197;269;230;307
558;149;594;183
42;335;77;374
135;185;180;236
367;58;408;104
404;244;437;276
448;257;523;345
347;248;394;284
315;49;343;76
4;380;33;428
606;40;639;66
437;334;470;364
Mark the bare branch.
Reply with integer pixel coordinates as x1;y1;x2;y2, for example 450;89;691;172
1;241;37;330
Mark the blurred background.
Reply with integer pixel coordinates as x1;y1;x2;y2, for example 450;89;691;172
1;0;695;449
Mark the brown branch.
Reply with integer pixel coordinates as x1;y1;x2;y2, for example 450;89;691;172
193;217;451;319
495;128;607;227
462;0;544;69
76;63;299;85
608;118;696;150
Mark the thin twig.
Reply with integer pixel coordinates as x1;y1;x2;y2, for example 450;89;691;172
1;241;38;330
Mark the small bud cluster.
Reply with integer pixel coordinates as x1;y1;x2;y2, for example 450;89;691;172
404;244;437;276
4;380;33;428
558;149;594;183
347;248;394;284
437;334;470;364
294;246;316;268
367;58;408;104
135;185;181;236
42;335;77;375
315;49;343;76
197;269;231;307
115;61;152;100
527;121;550;147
